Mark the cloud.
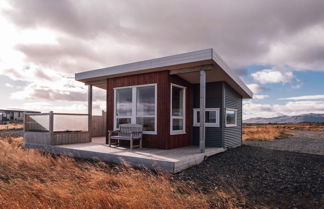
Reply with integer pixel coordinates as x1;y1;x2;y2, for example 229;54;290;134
17;101;105;115
10;80;105;102
5;83;14;88
3;0;122;39
3;0;324;73
246;83;267;94
253;95;269;100
279;94;324;101
1;0;324;117
251;69;294;84
243;100;324;119
15;37;106;73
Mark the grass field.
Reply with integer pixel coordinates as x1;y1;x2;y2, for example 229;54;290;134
0;137;247;209
243;122;324;141
0;123;23;130
1;123;322;208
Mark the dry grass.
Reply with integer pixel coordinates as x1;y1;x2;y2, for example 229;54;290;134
243;123;324;141
243;125;287;141
0;123;23;130
278;122;324;131
0;137;249;209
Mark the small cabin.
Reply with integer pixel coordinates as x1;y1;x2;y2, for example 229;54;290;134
76;49;252;151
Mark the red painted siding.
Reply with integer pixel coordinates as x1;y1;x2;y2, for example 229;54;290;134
169;75;193;148
106;71;192;149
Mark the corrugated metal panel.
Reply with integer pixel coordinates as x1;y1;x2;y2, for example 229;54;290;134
223;83;242;148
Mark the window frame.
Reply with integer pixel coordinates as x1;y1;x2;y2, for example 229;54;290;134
113;83;157;134
193;108;220;127
170;83;186;135
225;108;238;127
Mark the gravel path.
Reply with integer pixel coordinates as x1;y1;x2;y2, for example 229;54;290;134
175;145;324;209
245;130;324;155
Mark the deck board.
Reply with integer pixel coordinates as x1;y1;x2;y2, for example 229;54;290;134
25;137;226;173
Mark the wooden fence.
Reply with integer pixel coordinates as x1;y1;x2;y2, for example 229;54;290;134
92;111;106;137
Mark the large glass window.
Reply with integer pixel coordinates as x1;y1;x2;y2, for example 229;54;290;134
136;85;155;131
225;108;237;127
114;84;156;134
171;84;186;134
193;108;220;127
115;88;132;129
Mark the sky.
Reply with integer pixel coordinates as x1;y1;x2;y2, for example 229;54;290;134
0;0;324;119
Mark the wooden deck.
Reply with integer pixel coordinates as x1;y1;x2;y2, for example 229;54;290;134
25;137;226;173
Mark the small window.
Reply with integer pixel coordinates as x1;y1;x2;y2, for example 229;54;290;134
225;108;237;127
170;84;186;134
193;108;220;127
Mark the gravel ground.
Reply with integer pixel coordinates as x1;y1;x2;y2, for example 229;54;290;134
175;145;324;209
245;130;324;155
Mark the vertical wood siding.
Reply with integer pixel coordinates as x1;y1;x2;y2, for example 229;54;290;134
106;71;192;149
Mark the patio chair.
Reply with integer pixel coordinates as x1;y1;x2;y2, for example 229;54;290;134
108;124;143;150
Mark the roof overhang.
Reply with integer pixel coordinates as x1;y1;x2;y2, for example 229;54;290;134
75;48;253;98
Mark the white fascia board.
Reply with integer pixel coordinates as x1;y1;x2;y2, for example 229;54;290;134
75;48;213;81
212;49;253;98
75;48;253;98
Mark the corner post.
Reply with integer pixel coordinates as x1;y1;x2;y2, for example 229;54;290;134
199;70;206;153
105;80;109;144
88;84;93;141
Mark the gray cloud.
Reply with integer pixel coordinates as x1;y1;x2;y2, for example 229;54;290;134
35;69;54;81
15;38;105;73
4;0;123;39
3;0;324;74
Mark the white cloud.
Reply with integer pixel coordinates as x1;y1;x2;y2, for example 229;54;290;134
253;94;269;100
17;101;105;115
243;100;324;119
1;0;324;116
5;83;13;88
251;69;294;84
246;83;265;94
279;94;324;101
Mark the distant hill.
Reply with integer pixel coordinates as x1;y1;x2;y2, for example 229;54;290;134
244;113;324;124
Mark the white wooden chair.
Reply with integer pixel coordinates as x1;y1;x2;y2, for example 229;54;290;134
108;124;143;150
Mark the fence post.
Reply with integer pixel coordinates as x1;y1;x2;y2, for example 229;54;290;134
23;113;26;132
49;111;54;145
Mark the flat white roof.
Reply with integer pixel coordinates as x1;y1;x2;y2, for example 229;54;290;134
75;48;252;98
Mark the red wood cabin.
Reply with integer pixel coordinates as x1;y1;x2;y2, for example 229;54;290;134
75;49;253;150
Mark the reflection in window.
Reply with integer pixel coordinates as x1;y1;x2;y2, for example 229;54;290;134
194;108;220;127
115;84;156;133
226;109;237;127
116;88;132;116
